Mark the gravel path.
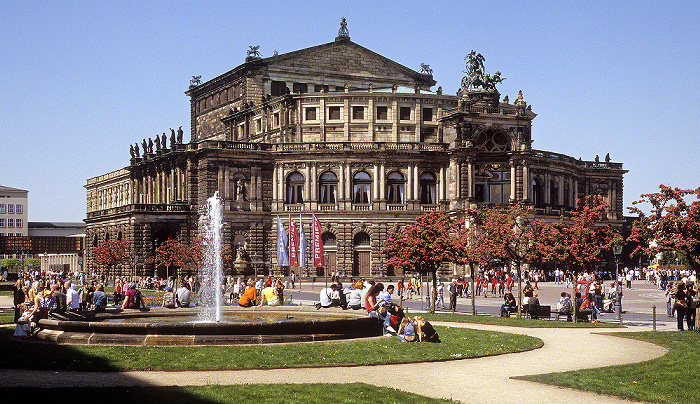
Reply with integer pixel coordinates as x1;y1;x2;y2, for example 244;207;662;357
0;322;667;404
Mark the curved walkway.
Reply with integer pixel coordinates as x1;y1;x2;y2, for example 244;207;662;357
0;322;667;404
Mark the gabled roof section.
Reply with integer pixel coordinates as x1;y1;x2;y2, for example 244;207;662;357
186;39;435;97
265;39;436;86
0;185;28;193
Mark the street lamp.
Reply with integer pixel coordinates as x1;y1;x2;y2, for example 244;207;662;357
613;245;623;320
253;252;258;279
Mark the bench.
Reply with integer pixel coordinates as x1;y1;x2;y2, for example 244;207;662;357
527;305;551;319
505;305;551;319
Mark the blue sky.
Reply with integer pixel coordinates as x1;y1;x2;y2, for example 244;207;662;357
2;1;698;221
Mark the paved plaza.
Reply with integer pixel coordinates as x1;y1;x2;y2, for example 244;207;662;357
0;280;677;403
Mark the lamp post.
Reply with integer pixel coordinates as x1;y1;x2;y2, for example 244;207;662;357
613;245;623;320
253;252;258;279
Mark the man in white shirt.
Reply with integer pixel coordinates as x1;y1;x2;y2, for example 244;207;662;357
65;281;80;311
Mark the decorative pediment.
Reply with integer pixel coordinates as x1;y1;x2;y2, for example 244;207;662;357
267;41;433;87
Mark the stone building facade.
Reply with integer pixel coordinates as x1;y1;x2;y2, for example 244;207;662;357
84;25;626;279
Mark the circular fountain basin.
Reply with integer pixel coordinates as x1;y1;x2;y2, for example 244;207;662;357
34;306;381;346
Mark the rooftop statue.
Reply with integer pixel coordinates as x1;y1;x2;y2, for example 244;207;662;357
337;17;349;39
247;45;261;57
420;63;433;76
190;75;202;86
461;50;505;92
177;126;184;144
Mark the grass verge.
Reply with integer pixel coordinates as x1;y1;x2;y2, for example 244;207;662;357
0;383;457;404
418;312;621;328
516;331;699;404
0;325;541;371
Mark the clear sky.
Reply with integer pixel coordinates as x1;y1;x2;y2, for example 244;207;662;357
2;1;698;222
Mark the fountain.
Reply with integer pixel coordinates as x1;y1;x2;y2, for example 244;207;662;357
198;191;224;322
31;193;382;345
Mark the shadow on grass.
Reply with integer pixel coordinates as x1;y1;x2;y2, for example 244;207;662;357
0;327;219;404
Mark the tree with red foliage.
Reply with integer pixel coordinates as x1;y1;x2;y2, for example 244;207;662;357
154;237;235;276
92;239;132;278
457;209;495;315
540;195;622;321
471;206;548;317
628;185;700;275
385;210;461;312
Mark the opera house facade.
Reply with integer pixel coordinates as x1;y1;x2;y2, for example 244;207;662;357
84;24;626;279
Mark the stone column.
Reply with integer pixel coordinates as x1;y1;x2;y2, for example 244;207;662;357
373;164;379;201
467;159;474;199
510;161;517;202
272;163;278;202
573;179;579;208
413;164;419;202
439;166;446;201
523;165;529;200
305;164;311;205
380;163;386;201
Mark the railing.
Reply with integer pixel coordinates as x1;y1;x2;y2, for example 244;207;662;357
86;203;190;219
353;204;372;211
531;150;624;169
420;204;439;211
274;142;448;152
318;204;337;211
284;204;303;212
387;204;406;211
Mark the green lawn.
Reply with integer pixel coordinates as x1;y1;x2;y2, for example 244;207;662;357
517;331;700;404
419;312;621;328
0;383;457;404
0;325;542;371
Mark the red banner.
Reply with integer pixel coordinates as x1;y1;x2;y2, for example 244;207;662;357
313;214;324;268
289;215;298;266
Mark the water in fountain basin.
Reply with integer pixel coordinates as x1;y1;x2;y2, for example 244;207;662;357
199;191;224;322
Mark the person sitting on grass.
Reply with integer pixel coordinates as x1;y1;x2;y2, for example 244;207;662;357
397;316;417;342
123;283;146;309
238;280;257;307
413;316;441;343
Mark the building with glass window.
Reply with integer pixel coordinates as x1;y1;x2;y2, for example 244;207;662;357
84;24;626;279
0;186;28;239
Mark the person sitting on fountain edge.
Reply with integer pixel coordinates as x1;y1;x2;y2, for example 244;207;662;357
259;281;281;306
92;284;108;312
176;283;192;308
123;282;146;310
238;279;257;307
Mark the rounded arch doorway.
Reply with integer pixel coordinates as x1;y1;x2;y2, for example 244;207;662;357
353;232;371;277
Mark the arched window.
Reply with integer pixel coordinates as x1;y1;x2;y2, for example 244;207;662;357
318;171;338;204
286;172;304;204
386;171;405;204
532;179;544;208
353;171;371;204
420;172;436;204
550;180;559;207
354;232;370;246
322;232;337;246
